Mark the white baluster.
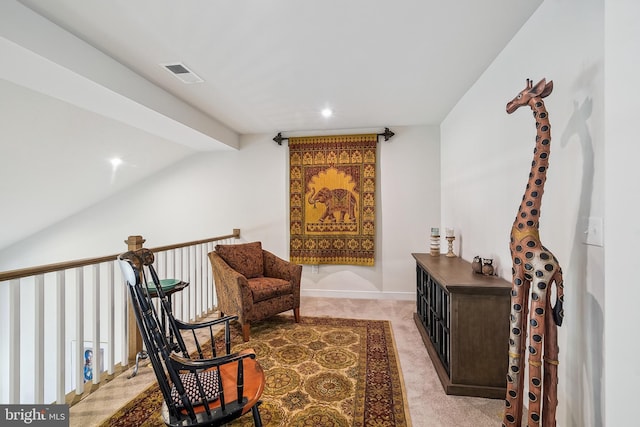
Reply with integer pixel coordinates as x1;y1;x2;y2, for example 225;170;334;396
121;271;129;368
202;243;207;312
193;245;199;317
56;271;66;403
107;262;115;375
9;279;20;403
184;247;192;321
92;264;101;385
75;268;84;395
171;249;181;321
210;241;217;309
34;274;44;403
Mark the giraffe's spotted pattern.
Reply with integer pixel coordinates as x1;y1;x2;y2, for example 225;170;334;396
503;79;565;427
505;237;565;426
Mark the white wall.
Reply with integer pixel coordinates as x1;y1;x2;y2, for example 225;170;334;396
604;1;640;425
1;124;439;401
301;126;440;298
0;126;440;300
441;0;604;425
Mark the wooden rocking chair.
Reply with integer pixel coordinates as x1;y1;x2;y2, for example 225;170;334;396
118;249;265;426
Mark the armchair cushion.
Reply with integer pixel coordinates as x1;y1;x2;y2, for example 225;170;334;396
247;277;293;303
215;242;264;279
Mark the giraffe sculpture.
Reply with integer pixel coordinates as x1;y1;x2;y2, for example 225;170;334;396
502;78;565;427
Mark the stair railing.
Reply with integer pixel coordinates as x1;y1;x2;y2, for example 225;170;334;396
0;229;240;406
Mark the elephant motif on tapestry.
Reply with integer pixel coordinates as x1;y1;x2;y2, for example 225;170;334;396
308;187;357;223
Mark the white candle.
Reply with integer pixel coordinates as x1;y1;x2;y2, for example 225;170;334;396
431;227;439;236
446;228;454;237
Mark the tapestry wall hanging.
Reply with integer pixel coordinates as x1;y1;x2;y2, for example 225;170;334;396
289;134;377;266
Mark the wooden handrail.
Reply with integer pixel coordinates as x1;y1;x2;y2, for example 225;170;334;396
0;229;240;282
147;228;240;253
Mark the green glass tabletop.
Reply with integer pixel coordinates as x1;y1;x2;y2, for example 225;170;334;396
146;279;183;292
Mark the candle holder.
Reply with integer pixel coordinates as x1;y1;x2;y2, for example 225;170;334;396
430;234;441;256
446;236;456;257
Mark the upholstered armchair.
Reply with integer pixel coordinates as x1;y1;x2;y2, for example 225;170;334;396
208;242;302;342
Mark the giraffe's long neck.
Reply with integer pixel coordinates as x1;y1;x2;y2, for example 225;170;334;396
512;98;551;239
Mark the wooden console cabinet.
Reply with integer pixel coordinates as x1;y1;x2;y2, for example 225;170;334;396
412;253;511;398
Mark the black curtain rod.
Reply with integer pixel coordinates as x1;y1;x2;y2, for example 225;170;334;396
272;127;395;145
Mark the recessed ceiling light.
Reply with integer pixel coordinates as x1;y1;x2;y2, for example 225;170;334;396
321;108;333;118
110;157;123;168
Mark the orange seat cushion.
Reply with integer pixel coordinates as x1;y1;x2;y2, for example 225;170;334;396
181;349;265;416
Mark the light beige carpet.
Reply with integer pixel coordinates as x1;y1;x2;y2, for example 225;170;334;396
70;297;505;427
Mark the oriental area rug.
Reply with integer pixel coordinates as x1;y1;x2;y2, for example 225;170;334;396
289;134;377;266
101;316;410;427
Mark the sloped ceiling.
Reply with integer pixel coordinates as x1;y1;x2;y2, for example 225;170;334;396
0;0;542;251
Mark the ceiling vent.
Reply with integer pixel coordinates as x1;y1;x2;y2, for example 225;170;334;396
160;62;204;84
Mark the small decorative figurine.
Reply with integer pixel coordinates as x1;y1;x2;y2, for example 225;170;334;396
430;227;440;256
445;228;456;257
471;256;482;274
481;258;494;276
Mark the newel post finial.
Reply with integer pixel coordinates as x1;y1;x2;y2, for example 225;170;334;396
125;235;146;251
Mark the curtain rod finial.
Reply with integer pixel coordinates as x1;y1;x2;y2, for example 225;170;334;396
273;132;284;145
381;127;395;141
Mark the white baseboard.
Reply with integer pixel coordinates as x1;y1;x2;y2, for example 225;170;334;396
301;289;415;301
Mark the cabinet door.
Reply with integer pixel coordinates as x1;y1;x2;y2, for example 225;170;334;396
433;282;450;374
449;293;509;388
427;275;437;342
416;266;429;329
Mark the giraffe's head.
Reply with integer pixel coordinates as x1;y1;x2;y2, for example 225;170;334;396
506;78;553;114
